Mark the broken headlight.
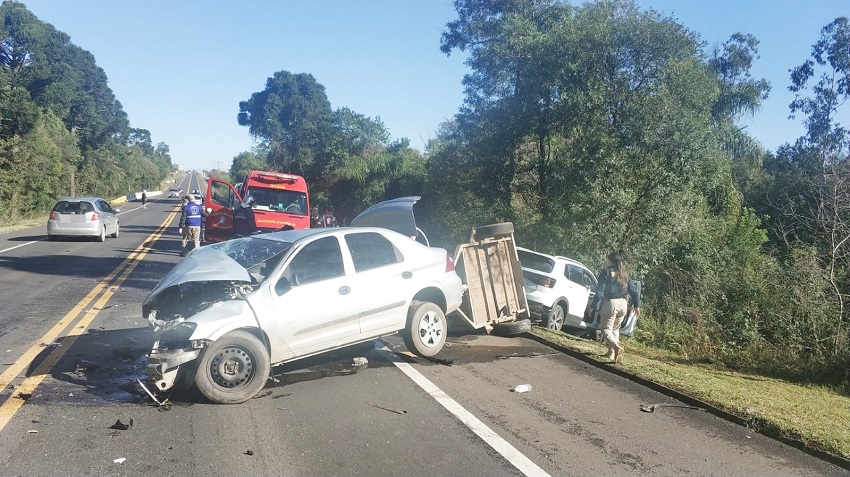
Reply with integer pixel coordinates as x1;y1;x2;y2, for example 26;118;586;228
157;322;197;350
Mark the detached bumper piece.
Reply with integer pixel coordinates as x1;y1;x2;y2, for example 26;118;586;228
146;346;201;392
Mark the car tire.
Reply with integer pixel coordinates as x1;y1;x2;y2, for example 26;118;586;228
546;304;565;331
194;330;270;404
111;222;120;238
47;235;56;241
97;226;106;242
492;318;532;337
473;222;514;240
403;301;447;357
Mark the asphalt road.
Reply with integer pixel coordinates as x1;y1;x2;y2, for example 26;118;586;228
0;186;846;476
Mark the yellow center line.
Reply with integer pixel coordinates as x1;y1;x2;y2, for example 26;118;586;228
0;208;181;431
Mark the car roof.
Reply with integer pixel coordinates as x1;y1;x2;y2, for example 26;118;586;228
54;197;105;202
516;246;593;270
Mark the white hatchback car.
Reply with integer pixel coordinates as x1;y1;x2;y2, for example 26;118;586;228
517;247;598;332
143;227;463;404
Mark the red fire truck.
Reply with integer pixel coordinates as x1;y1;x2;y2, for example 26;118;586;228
204;171;310;242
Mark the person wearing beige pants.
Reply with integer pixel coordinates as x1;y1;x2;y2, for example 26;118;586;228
594;253;640;363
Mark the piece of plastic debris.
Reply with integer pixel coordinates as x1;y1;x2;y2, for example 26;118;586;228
26;430;38;434
513;384;532;393
113;458;126;464
352;357;368;366
109;419;133;430
136;379;162;405
244;450;254;456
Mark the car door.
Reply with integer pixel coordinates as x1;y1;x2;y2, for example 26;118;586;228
97;200;117;235
343;231;411;335
266;236;360;357
204;178;241;242
562;263;593;321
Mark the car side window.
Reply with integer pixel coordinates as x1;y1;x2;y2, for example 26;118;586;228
567;265;585;285
344;232;400;272
580;269;596;289
282;236;344;286
98;200;112;213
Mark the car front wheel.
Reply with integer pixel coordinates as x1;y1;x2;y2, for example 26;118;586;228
194;331;270;404
403;301;447;357
546;304;565;331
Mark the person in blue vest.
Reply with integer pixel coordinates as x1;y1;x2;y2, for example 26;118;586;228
593;253;640;364
178;194;209;256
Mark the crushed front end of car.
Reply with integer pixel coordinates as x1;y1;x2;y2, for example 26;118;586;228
141;239;288;393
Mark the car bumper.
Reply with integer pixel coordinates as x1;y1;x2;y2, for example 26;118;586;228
47;221;101;237
146;346;201;392
443;272;464;315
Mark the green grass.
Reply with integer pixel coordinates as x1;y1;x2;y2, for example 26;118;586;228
531;327;850;461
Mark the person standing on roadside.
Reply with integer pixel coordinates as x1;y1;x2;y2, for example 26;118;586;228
593;253;640;364
178;194;208;256
141;189;147;209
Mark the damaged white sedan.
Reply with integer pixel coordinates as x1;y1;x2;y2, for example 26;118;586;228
143;227;463;404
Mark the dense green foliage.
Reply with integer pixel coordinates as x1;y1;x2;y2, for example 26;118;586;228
0;1;171;221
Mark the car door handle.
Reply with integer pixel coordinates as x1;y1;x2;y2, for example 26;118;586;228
339;286;351;295
402;271;413;279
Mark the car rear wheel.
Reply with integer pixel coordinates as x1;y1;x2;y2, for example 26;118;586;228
97;226;106;242
194;330;270;404
403;301;446;357
546;304;565;331
111;222;120;238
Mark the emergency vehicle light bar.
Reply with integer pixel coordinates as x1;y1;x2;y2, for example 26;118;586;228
256;172;299;183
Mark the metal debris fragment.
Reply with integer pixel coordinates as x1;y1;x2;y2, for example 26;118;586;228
136;379;162;405
639;403;706;413
368;402;407;415
109;419;133;430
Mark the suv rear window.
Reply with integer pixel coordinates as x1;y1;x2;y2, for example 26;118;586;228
518;250;555;273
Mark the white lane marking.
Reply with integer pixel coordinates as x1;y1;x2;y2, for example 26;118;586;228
0;241;40;254
377;344;552;477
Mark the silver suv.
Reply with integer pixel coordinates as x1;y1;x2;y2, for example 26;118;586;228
517;247;597;331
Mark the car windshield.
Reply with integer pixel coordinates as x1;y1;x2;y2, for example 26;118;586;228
517;250;555;273
209;236;291;280
246;186;307;214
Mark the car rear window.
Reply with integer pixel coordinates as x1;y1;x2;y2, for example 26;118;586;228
52;201;93;214
517;250;555;273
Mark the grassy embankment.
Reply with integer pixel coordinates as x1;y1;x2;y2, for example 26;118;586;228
531;327;850;463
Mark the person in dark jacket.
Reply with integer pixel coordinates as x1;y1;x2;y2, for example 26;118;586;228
141;190;147;209
593;253;640;364
178;195;208;256
233;195;258;237
319;207;338;227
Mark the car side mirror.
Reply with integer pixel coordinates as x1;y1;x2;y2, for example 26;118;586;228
114;208;121;213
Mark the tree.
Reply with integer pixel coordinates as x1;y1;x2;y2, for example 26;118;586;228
229;151;266;183
237;71;332;175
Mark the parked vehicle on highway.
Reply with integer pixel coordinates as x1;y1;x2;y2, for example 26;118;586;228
205;171;310;242
46;197;120;242
167;188;182;198
143;227;463;404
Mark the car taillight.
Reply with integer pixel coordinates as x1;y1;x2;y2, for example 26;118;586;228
445;253;456;272
529;274;555;288
90;212;100;221
50;211;56;220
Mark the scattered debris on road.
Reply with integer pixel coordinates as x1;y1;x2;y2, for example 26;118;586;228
639;403;706;413
109;419;133;430
368;402;407;415
113;457;126;464
352;357;368;366
513;384;532;393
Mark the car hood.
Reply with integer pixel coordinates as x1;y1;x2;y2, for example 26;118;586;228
143;246;252;309
351;196;420;238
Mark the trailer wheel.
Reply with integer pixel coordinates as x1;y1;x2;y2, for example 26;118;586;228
473;222;514;240
492;319;532;337
403;301;446;357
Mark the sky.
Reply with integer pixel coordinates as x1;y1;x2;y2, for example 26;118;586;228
18;0;849;173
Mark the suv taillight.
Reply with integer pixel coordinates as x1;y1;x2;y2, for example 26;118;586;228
528;274;555;288
445;253;456;272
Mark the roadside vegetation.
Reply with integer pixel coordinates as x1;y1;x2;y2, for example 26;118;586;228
2;0;848;462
